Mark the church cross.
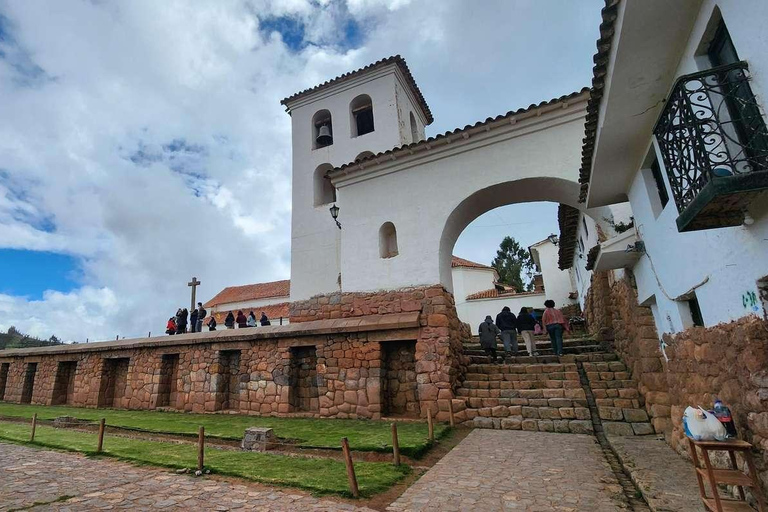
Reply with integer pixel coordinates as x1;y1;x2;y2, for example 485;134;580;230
188;277;201;312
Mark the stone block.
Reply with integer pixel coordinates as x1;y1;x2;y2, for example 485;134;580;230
500;417;522;430
568;420;593;434
473;417;495;429
598;406;624;421
521;406;539;419
537;419;554;432
631;422;655;435
521;419;538;431
559;407;575;419
242;427;277;451
603;422;635;436
622;408;649;422
553;419;570;433
538;407;561;419
574;407;591;420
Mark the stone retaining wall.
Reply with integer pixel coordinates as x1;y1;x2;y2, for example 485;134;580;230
290;285;470;420
0;313;439;420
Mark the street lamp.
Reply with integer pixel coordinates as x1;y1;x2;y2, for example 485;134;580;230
547;234;559;246
329;204;341;229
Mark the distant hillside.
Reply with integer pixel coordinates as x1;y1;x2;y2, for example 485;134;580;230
0;327;64;350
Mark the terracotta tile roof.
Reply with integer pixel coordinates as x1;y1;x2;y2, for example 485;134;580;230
557;204;581;270
465;289;543;301
451;256;493;270
280;55;433;125
578;0;621;203
585;244;601;271
203;280;290;308
330;88;589;175
208;302;290;325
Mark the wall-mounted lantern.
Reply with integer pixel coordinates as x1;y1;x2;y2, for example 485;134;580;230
329;204;341;229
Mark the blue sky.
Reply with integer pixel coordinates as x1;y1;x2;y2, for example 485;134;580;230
0;0;601;341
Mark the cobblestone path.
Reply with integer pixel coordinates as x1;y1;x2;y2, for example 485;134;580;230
388;430;630;511
0;442;374;511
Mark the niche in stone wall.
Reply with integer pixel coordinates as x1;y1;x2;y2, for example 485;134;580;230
214;350;241;411
156;353;180;408
21;362;38;404
0;362;9;401
289;346;319;412
52;361;77;405
381;341;419;417
98;358;130;408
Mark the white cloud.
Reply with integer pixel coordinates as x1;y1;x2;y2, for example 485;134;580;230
0;0;602;341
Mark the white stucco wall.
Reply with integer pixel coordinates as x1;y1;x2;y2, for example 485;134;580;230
287;65;429;301
601;0;768;335
451;266;497;304
531;240;577;309
332;95;589;296
211;297;288;313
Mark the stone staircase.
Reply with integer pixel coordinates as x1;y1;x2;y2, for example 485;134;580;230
454;336;654;435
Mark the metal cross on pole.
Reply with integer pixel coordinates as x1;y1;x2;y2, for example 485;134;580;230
188;277;201;313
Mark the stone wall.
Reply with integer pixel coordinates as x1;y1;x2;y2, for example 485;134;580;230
583;271;615;342
585;270;768;493
290;285;470;420
0;314;430;421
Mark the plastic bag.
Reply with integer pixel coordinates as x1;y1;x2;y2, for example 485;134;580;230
684;406;727;441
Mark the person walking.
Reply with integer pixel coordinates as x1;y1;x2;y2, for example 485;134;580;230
189;307;199;333
236;310;247;328
166;317;177;335
542;300;568;356
208;316;217;331
179;308;188;334
247;311;257;327
196;302;206;333
495;306;518;359
478;315;501;363
224;311;235;329
175;308;184;334
516;307;539;356
260;312;271;326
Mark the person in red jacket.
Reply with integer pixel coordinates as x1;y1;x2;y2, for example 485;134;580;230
235;310;247;328
165;317;177;335
541;300;569;356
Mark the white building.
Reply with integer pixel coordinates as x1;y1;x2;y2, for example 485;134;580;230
562;0;768;336
528;237;578;309
281;56;590;302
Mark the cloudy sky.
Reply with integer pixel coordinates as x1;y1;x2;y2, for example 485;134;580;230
0;0;601;342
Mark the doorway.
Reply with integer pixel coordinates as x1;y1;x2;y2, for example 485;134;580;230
382;341;419;417
52;361;77;405
98;358;130;408
21;362;38;404
289;346;319;412
156;354;180;408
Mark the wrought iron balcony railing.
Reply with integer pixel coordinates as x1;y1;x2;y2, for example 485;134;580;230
653;61;768;230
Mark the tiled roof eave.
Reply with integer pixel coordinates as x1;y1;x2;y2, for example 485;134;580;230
280;55;433;125
578;0;621;203
329;87;590;178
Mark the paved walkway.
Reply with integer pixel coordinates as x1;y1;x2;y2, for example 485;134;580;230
388;430;629;511
0;442;373;511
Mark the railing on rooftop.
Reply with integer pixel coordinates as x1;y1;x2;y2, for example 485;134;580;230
653;61;768;231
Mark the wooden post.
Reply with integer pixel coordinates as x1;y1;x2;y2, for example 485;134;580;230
197;426;205;471
448;400;456;428
97;418;106;453
391;423;400;466
427;407;434;442
30;413;37;442
340;437;359;498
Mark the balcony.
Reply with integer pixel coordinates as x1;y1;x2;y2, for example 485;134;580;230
653;61;768;232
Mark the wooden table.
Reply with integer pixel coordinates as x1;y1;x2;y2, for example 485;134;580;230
688;437;766;511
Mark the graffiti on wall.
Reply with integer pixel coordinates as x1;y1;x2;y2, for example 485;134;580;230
742;290;759;312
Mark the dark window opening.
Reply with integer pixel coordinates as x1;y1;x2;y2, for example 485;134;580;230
650;158;670;208
688;296;704;327
0;363;9;401
354;107;374;136
382;341;419;417
98;358;130;408
21;362;38;404
214;350;241;411
156;354;180;409
52;361;77;405
312;110;333;149
289;346;319;412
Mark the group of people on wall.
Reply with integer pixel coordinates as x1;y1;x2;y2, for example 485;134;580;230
165;302;207;335
222;310;271;329
164;304;271;335
478;300;570;361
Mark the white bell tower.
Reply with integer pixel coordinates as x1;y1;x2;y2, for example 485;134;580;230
281;56;433;301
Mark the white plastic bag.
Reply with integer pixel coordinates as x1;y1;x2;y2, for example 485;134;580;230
684;406;727;441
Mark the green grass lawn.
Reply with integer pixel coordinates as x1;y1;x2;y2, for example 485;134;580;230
0;422;409;497
0;403;447;457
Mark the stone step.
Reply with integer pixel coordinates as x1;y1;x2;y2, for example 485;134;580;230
464;344;605;357
584;379;638;390
463;416;596;434
464;337;600;350
468;348;613;364
582;362;629;372
466;362;577;373
459;379;582;390
460;394;587;409
456;387;585;400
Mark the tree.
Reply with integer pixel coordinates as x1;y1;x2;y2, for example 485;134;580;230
491;236;535;292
